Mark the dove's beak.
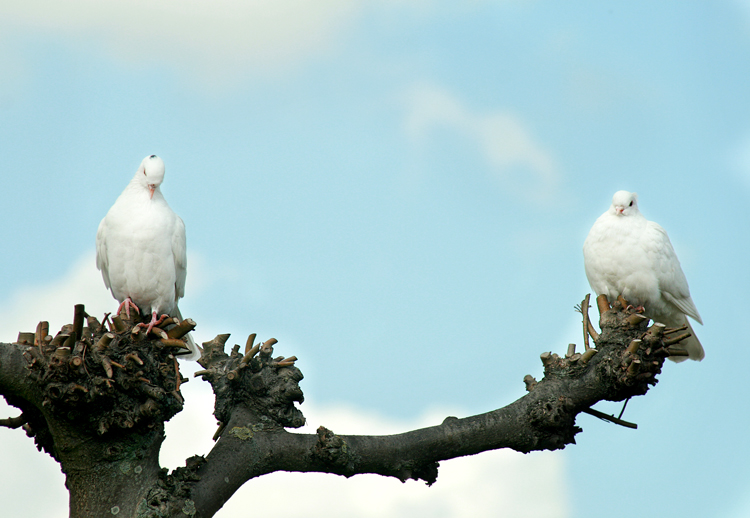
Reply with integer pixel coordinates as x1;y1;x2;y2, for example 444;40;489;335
615;206;624;214
148;185;156;199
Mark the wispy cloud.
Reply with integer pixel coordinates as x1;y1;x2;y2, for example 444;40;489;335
0;0;361;89
0;253;112;342
0;254;569;518
403;84;561;201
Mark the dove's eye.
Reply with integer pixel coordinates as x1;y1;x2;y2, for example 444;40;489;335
629;201;633;206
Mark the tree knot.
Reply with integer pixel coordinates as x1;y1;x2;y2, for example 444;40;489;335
138;456;205;517
313;426;354;470
527;396;580;450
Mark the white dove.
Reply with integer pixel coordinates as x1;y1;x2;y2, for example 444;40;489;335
583;190;704;362
96;155;198;359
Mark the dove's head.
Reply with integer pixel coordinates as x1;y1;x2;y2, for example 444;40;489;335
610;190;638;216
136;155;165;199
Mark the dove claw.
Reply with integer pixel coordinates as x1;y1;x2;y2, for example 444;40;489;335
116;298;140;320
137;312;170;338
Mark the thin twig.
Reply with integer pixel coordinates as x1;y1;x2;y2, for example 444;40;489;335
586;320;600;342
582;294;591;351
245;333;257;355
617;398;631;420
664;324;688;335
101;313;112;334
582;407;637;429
663;332;692;346
213;421;227;441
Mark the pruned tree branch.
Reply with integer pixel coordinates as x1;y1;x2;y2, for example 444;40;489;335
0;297;689;517
0;413;27;429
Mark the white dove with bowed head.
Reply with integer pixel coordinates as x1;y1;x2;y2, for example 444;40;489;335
583;190;704;362
96;155;198;358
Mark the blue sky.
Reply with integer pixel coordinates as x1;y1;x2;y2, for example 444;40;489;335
1;1;749;517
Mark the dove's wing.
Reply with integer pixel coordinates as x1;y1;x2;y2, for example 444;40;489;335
172;215;187;302
95;217;112;291
662;291;703;325
643;222;702;324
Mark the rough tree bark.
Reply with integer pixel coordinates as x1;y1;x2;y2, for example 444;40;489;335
0;296;692;518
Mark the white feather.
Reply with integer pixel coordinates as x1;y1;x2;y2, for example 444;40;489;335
96;155;198;360
583;191;704;362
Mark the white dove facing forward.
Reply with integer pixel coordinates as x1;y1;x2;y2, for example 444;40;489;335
583;190;704;362
96;155;198;359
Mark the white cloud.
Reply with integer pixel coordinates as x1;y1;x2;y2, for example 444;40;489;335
0;255;569;517
0;250;212;344
0;0;361;89
403;84;561;201
0;423;68;518
0;252;113;343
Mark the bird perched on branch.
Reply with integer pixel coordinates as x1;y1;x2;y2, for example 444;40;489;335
96;155;198;359
583;190;704;362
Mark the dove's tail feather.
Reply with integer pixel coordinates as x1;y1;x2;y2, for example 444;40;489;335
667;318;704;363
180;333;200;361
172;305;201;361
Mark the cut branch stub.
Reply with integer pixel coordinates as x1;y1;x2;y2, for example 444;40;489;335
110;315;127;334
24;304;187;439
527;297;670;442
16;333;35;346
626;313;649;326
585;303;666;400
596;294;611;315
35;321;49;347
197;333;305;429
167;319;196;340
0;414;27;429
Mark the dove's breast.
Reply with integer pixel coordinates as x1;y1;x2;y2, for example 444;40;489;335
583;214;660;306
100;194;180;316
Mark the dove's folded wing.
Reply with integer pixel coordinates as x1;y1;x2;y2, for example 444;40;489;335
96;218;111;291
643;222;703;324
172;216;187;302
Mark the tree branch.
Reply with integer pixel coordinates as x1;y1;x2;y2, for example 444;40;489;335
0;297;689;518
185;298;677;517
0;414;26;428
